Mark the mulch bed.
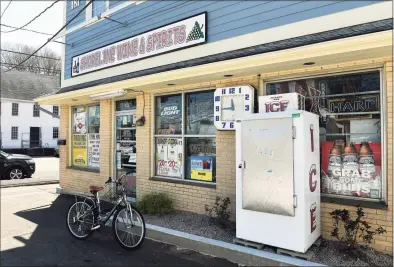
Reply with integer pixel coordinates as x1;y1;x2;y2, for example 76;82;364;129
143;210;393;266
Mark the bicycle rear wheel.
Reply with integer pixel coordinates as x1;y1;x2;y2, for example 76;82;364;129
66;201;94;239
112;205;145;250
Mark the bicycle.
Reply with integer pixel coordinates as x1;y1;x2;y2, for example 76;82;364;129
66;172;145;250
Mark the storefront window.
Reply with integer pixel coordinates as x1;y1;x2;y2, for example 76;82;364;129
266;71;383;200
155;94;182;135
72;105;100;169
186;91;215;135
154;90;216;182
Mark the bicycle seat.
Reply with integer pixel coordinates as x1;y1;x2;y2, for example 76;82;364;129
89;186;104;193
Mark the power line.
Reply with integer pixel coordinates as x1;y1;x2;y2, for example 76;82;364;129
5;0;93;73
1;0;60;33
1;62;60;73
1;49;60;61
0;0;13;19
0;23;53;36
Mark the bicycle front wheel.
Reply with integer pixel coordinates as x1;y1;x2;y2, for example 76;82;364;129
112;205;145;250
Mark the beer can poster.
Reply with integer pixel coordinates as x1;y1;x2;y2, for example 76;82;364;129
156;138;182;178
321;141;381;199
190;156;213;182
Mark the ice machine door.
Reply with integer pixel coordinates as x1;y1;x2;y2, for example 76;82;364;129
241;117;295;216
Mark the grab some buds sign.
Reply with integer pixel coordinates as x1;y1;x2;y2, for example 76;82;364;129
71;12;207;77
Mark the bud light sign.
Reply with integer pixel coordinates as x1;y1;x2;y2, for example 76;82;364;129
258;93;304;113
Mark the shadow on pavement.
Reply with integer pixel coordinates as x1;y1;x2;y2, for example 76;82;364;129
1;194;236;266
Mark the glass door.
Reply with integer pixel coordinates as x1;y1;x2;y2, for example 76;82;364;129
115;99;137;202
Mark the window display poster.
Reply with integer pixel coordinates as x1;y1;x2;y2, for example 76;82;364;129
88;134;100;168
74;111;86;134
190;156;213;181
321;141;382;199
156;138;182;178
72;134;87;167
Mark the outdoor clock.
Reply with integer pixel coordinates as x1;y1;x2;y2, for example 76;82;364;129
214;85;255;130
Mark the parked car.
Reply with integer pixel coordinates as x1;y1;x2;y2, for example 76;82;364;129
54;147;59;157
0;150;35;180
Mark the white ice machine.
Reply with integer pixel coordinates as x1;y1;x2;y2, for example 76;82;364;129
235;110;320;253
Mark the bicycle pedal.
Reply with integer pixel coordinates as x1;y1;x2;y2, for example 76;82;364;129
91;225;101;230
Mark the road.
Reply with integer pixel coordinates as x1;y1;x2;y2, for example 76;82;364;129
31;157;59;180
1;157;59;187
1;184;237;266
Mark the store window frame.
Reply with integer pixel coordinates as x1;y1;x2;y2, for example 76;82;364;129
263;68;387;204
70;103;100;170
152;88;217;186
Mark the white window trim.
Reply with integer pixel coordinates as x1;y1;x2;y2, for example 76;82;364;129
86;0;109;21
151;88;217;184
54;0;136;40
263;67;387;204
11;103;19;116
11;127;18;140
53;127;59;139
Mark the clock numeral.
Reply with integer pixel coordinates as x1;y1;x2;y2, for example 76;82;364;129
229;88;235;94
245;105;250;111
230;122;234;128
215;116;219;121
222;89;226;94
222;122;226;128
245;94;249;100
239;87;242;94
215;96;220;102
215;106;219;111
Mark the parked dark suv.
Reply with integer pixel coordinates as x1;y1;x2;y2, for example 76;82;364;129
0;150;35;180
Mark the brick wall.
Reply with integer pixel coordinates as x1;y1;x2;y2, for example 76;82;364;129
58;58;392;254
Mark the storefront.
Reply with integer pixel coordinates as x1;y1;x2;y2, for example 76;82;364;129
36;2;392;254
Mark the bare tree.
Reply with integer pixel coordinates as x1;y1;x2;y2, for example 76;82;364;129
1;43;61;76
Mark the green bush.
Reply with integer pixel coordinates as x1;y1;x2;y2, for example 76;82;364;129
136;192;174;215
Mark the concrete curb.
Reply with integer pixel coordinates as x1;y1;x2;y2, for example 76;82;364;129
145;224;326;267
0;180;59;188
56;188;325;266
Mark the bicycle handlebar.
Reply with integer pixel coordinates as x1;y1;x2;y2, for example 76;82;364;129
105;171;133;185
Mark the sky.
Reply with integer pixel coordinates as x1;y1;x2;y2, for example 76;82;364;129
0;0;63;55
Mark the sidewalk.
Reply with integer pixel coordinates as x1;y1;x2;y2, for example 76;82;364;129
1;177;59;188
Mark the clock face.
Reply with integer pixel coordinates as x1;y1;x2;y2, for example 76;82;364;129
221;95;244;121
214;85;255;130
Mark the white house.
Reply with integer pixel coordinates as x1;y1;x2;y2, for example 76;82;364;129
0;70;60;149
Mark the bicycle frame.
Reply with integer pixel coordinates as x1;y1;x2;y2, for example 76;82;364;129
74;186;131;228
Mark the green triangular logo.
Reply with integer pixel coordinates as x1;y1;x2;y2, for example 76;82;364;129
186;21;204;43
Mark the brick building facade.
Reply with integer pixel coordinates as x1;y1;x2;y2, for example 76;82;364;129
38;0;393;255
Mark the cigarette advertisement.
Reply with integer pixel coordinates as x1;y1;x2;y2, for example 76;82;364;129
190;156;213;181
156;138;182;178
72;134;87;167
